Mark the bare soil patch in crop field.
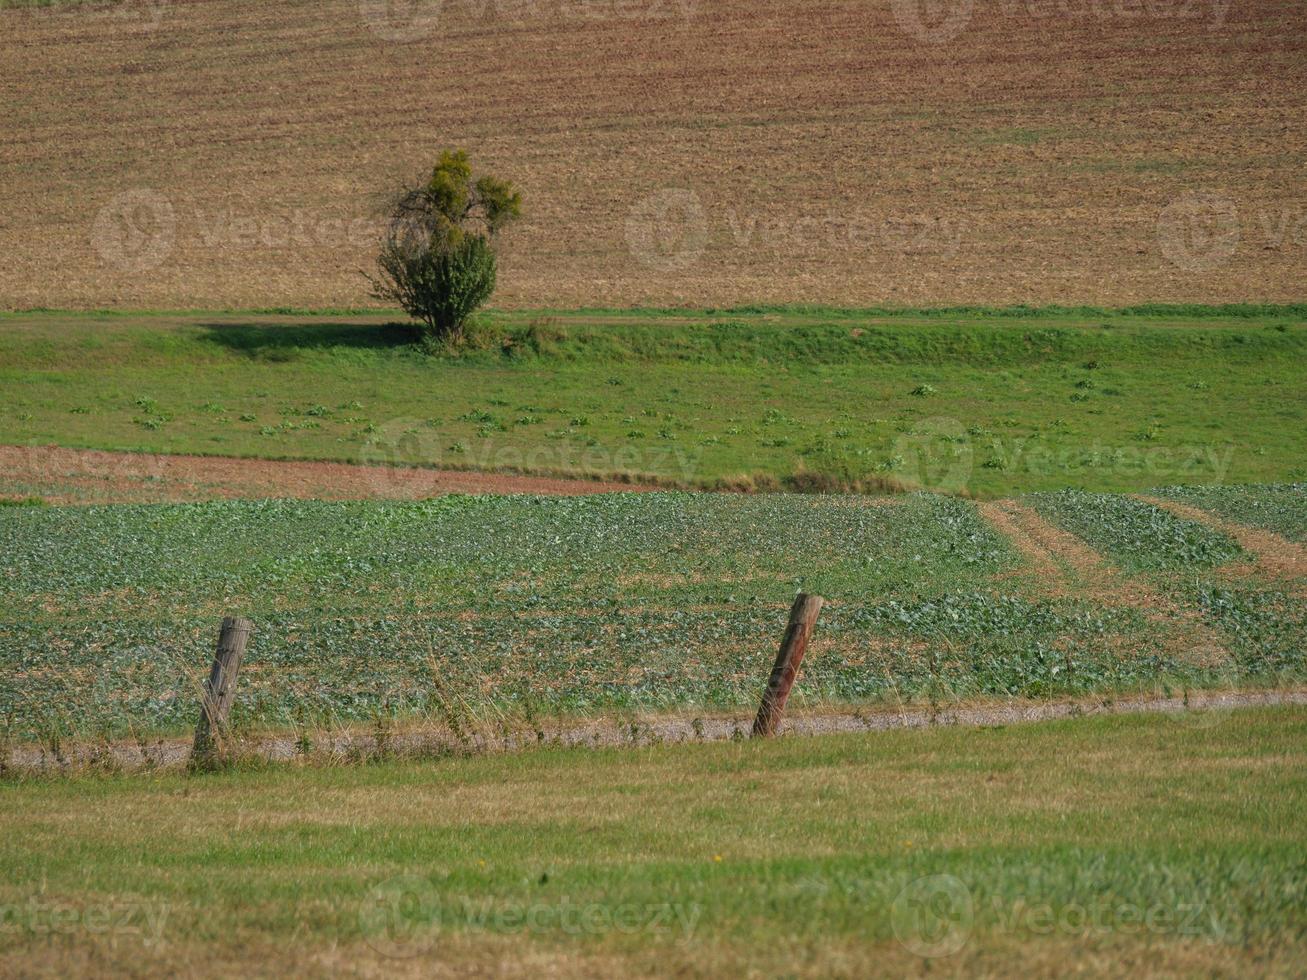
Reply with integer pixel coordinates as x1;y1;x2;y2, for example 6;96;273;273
978;499;1229;665
978;500;1068;586
1139;493;1307;583
981;499;1149;600
0;445;653;504
2;0;1305;309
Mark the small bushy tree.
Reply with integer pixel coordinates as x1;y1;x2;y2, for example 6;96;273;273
368;150;521;343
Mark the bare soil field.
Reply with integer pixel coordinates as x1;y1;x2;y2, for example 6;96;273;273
3;0;1305;310
0;444;651;503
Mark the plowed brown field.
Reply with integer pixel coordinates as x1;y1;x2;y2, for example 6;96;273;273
3;0;1304;309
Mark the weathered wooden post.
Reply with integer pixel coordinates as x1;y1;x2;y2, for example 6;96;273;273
752;594;823;737
192;616;252;764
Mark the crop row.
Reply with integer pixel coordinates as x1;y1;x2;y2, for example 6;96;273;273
1027;490;1244;571
1154;483;1307;544
0;493;1014;611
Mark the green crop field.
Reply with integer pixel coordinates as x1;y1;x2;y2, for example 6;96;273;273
3;486;1303;746
3;305;1305;496
1;708;1304;976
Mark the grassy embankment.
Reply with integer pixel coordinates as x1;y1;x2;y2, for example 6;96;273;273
2;304;1304;496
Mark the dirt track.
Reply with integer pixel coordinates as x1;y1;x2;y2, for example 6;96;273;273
2;0;1304;310
0;444;654;504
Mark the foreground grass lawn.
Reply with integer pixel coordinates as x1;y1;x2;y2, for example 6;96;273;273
1;708;1304;976
2;305;1304;495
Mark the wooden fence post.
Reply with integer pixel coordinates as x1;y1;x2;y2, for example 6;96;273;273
192;616;252;764
752;594;823;737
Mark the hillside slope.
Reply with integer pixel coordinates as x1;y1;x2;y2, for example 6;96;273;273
2;0;1305;308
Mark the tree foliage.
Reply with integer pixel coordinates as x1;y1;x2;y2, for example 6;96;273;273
368;150;522;342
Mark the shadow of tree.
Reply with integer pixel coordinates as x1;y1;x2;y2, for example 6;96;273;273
197;321;418;358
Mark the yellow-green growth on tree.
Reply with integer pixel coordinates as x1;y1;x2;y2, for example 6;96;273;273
368;150;522;343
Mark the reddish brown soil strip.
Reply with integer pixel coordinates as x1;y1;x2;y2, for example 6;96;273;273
10;689;1305;775
979;499;1228;665
978;500;1066;587
981;499;1140;599
0;445;656;504
1138;494;1306;582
